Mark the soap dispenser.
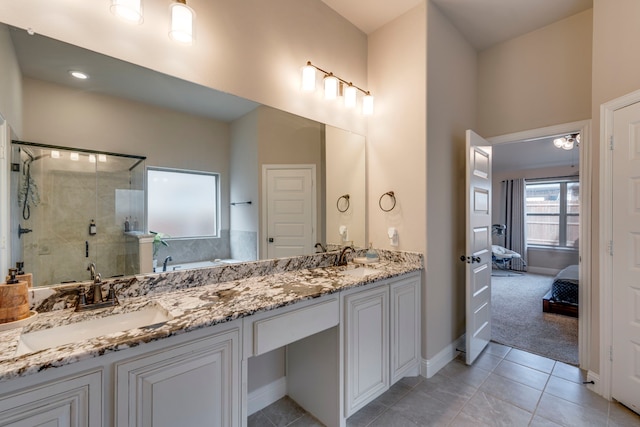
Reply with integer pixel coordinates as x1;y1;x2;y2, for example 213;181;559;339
366;242;379;262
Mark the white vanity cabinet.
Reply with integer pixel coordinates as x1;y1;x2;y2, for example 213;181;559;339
390;274;421;384
343;272;421;418
115;326;240;427
0;369;103;426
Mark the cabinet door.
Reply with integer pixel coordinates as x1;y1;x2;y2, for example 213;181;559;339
115;329;239;427
390;274;421;384
0;370;102;427
344;285;389;417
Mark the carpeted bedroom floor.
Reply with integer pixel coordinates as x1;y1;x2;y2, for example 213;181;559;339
491;271;579;366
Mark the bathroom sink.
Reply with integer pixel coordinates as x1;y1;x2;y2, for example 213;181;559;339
15;305;173;356
339;267;380;278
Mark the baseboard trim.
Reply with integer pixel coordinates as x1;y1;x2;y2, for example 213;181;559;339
422;335;465;378
527;266;560;276
587;370;603;398
247;376;287;415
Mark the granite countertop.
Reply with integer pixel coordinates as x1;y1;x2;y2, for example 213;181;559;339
0;255;422;382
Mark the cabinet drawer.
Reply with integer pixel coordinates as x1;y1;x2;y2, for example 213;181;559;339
254;298;339;355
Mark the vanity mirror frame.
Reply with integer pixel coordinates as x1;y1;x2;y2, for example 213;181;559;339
1;24;367;288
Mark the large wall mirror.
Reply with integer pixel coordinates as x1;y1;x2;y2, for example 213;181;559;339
1;23;366;287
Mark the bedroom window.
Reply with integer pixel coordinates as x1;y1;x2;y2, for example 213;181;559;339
525;180;579;248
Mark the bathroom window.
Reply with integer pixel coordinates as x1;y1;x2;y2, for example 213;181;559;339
525;179;579;248
147;168;219;238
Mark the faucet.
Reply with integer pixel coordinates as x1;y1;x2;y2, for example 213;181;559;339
87;262;96;281
315;242;327;253
91;273;103;304
336;246;354;266
163;256;173;272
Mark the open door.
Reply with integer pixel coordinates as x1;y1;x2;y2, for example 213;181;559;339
463;130;493;365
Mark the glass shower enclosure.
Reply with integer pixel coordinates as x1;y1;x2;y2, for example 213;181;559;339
11;141;146;287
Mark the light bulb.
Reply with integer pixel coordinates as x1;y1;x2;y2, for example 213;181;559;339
51;150;60;159
98;154;107;163
70;152;79;161
344;84;357;108
89;154;96;163
562;140;574;150
301;63;316;91
362;93;374;115
110;0;143;24
169;1;195;45
553;137;566;148
324;74;339;100
69;71;89;80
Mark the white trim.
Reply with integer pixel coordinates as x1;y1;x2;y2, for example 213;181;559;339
247;376;287;415
422;335;464;378
488;119;592;370
587;370;601;396
598;88;640;400
0;117;9;278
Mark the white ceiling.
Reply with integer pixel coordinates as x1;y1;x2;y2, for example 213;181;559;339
492;136;580;174
322;0;592;50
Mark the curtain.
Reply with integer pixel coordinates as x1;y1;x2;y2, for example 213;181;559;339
503;179;527;271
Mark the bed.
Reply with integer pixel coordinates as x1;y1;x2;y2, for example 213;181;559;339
542;264;579;317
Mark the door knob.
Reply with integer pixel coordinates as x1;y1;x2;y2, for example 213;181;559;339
268;237;274;243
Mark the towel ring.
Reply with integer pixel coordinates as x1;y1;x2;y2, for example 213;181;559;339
379;191;396;212
337;194;350;213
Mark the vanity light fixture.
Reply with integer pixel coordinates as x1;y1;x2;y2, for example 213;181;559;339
553;133;580;150
110;0;143;24
169;0;195;45
301;61;374;115
323;73;339;100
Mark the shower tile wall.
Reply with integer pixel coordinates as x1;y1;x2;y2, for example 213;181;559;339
230;230;257;261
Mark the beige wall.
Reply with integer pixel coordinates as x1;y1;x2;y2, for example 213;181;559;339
368;4;427;254
590;0;640;376
22;77;231;230
0;24;22;136
477;9;593;138
0;0;368;136
425;1;477;360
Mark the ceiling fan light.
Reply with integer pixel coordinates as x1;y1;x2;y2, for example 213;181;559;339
110;0;143;24
562;140;574;150
553;137;566;148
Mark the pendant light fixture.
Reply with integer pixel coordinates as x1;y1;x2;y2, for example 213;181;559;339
169;0;195;45
301;61;374;115
110;0;143;24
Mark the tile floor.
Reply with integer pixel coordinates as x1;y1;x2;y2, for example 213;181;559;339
248;343;640;427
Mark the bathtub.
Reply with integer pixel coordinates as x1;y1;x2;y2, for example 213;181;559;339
161;259;239;272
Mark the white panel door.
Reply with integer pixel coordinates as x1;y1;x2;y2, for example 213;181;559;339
612;102;640;414
264;166;315;259
464;130;493;365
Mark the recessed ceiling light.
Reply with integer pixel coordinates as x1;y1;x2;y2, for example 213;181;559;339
69;71;89;80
